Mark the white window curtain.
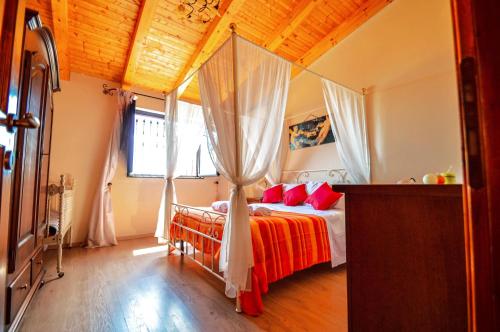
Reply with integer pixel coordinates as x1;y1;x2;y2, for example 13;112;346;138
265;122;289;185
322;79;371;183
154;91;205;240
198;34;291;298
87;90;134;247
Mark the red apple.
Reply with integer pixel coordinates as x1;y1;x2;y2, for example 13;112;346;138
437;175;445;184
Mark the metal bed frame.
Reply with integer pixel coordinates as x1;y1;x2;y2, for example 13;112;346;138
167;203;242;310
284;168;350;184
169;203;226;282
166;169;349;312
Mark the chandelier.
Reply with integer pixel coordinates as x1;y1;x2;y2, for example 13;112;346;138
178;0;221;24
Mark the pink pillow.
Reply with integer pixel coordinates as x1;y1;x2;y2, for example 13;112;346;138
248;205;272;216
262;184;283;203
283;183;308;206
307;182;343;210
211;201;228;213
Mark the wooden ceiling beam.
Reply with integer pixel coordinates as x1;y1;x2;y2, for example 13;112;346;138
50;0;70;80
122;0;161;89
173;0;246;90
263;0;319;51
292;0;393;76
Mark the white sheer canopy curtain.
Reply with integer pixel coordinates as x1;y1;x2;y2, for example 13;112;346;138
87;90;134;247
322;79;371;183
198;34;291;297
265;122;288;185
154;91;205;240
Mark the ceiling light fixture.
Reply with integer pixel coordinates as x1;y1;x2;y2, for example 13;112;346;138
178;0;221;24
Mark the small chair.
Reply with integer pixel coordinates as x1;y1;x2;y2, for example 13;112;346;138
44;174;75;278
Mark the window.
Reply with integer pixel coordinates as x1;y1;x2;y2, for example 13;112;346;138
129;103;217;178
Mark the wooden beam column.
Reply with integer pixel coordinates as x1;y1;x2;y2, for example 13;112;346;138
122;0;161;89
293;0;393;76
263;0;319;51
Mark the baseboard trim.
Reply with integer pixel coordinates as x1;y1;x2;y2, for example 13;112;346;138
44;234;155;249
117;233;155;241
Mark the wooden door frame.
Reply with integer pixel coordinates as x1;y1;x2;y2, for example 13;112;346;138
0;0;27;330
451;0;500;330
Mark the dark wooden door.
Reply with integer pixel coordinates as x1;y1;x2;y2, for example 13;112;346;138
0;1;28;331
9;48;48;273
451;0;500;330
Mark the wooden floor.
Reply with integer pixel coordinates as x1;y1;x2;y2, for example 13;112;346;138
20;237;347;332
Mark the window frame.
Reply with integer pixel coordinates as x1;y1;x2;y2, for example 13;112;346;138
127;107;218;179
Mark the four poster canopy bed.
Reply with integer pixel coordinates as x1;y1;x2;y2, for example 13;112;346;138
154;30;370;316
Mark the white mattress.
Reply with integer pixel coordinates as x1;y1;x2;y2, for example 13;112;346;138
250;203;346;268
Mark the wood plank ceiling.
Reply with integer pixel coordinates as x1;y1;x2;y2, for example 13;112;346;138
27;0;392;102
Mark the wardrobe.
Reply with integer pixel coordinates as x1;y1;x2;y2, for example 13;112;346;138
0;2;60;331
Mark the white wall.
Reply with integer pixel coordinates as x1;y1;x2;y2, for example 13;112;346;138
51;73;218;244
284;0;462;183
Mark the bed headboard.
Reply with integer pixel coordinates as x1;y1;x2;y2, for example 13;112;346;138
253;169;351;195
281;169;351;184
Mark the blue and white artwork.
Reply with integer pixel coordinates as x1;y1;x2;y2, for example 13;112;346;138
289;115;335;150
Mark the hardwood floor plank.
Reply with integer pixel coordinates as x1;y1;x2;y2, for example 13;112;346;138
19;238;347;331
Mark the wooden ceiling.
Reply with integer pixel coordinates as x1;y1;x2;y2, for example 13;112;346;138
27;0;392;101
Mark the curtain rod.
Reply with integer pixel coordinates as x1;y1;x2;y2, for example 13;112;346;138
165;29;365;97
102;84;165;101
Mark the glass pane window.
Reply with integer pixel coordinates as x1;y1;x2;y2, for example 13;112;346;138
199;136;218;176
129;103;218;178
131;110;165;177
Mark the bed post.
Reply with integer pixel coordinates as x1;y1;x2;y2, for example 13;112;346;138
236;290;242;313
166;237;171;256
230;21;244;315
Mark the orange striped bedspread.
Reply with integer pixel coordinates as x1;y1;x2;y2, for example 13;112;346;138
170;210;331;315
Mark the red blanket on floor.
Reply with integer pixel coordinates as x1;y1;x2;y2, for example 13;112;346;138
171;210;331;315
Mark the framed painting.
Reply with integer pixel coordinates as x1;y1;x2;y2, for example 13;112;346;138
289;115;335;150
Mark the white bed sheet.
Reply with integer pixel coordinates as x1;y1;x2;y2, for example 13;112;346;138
250;203;346;268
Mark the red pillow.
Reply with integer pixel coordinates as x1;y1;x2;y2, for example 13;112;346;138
307;182;343;210
305;181;327;204
262;184;283;203
283;183;308;206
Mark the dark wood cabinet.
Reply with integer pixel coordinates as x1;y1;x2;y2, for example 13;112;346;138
335;184;467;332
0;5;60;331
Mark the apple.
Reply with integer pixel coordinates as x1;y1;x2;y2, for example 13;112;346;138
437;175;445;184
423;174;438;184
